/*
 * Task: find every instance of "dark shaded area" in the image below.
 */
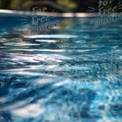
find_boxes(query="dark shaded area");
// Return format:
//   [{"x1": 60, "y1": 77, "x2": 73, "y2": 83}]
[{"x1": 0, "y1": 0, "x2": 122, "y2": 12}]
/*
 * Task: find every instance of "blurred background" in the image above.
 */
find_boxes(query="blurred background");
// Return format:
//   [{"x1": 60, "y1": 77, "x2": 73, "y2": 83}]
[{"x1": 0, "y1": 0, "x2": 122, "y2": 13}]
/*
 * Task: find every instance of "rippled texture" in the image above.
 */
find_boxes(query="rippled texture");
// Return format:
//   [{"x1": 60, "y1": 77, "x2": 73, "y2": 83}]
[{"x1": 0, "y1": 16, "x2": 122, "y2": 122}]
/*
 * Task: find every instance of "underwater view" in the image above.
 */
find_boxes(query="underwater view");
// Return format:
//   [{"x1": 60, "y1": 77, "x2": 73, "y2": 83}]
[{"x1": 0, "y1": 15, "x2": 122, "y2": 122}]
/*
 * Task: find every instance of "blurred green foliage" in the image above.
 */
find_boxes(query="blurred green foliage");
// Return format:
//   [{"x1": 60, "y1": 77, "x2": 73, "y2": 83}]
[
  {"x1": 56, "y1": 0, "x2": 77, "y2": 10},
  {"x1": 0, "y1": 0, "x2": 121, "y2": 12}
]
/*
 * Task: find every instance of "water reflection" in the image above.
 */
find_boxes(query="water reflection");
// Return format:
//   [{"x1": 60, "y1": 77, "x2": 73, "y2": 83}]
[{"x1": 0, "y1": 17, "x2": 122, "y2": 122}]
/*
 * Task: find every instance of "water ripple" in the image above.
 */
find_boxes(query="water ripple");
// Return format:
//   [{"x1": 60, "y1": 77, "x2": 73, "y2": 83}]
[{"x1": 0, "y1": 17, "x2": 122, "y2": 122}]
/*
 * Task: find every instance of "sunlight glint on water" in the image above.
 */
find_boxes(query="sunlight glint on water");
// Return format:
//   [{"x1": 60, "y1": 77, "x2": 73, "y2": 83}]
[{"x1": 0, "y1": 17, "x2": 122, "y2": 122}]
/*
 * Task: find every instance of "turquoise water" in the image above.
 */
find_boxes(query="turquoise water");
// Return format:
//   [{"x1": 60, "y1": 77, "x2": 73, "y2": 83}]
[{"x1": 0, "y1": 16, "x2": 122, "y2": 122}]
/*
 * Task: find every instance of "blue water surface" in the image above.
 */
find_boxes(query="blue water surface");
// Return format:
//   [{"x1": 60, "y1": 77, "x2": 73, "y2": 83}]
[{"x1": 0, "y1": 15, "x2": 122, "y2": 122}]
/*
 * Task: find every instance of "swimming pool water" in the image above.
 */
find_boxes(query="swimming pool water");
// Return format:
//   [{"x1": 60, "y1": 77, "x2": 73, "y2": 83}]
[{"x1": 0, "y1": 16, "x2": 122, "y2": 122}]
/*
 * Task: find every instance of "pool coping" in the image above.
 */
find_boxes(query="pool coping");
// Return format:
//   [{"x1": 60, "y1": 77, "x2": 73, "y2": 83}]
[{"x1": 0, "y1": 9, "x2": 121, "y2": 18}]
